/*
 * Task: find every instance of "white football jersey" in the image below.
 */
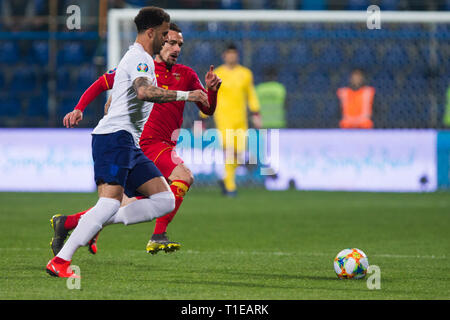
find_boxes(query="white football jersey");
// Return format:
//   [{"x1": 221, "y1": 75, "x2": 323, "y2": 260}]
[{"x1": 92, "y1": 42, "x2": 157, "y2": 147}]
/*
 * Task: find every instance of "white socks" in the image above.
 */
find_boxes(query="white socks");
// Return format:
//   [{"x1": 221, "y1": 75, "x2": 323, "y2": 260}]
[
  {"x1": 57, "y1": 197, "x2": 120, "y2": 261},
  {"x1": 106, "y1": 191, "x2": 175, "y2": 226},
  {"x1": 56, "y1": 191, "x2": 175, "y2": 261}
]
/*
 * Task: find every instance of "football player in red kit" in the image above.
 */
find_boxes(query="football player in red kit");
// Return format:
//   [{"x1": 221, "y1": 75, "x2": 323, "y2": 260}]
[{"x1": 51, "y1": 22, "x2": 221, "y2": 255}]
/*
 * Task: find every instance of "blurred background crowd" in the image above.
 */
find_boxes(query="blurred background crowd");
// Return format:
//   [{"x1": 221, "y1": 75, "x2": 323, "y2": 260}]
[{"x1": 0, "y1": 0, "x2": 449, "y2": 130}]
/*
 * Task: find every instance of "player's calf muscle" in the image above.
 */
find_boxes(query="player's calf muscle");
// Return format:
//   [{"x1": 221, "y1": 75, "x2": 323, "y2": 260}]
[{"x1": 169, "y1": 164, "x2": 194, "y2": 185}]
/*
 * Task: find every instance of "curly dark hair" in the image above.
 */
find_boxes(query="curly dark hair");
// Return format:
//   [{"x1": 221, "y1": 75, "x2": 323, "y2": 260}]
[{"x1": 134, "y1": 6, "x2": 170, "y2": 33}]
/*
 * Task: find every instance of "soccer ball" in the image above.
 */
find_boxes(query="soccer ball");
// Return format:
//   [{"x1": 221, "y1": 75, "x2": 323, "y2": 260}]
[{"x1": 333, "y1": 248, "x2": 369, "y2": 279}]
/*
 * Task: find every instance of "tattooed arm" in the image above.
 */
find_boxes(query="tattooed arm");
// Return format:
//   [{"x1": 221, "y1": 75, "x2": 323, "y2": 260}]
[{"x1": 133, "y1": 76, "x2": 209, "y2": 107}]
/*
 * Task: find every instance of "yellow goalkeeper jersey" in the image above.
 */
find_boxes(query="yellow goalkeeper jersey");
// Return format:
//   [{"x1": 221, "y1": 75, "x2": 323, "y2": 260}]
[{"x1": 212, "y1": 64, "x2": 260, "y2": 128}]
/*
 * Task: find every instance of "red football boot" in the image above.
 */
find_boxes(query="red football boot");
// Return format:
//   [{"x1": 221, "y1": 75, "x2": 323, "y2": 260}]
[
  {"x1": 88, "y1": 232, "x2": 99, "y2": 255},
  {"x1": 46, "y1": 257, "x2": 80, "y2": 278}
]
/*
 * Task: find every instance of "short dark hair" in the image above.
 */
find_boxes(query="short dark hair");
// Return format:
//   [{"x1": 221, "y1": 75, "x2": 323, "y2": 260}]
[
  {"x1": 170, "y1": 22, "x2": 182, "y2": 33},
  {"x1": 134, "y1": 6, "x2": 170, "y2": 33},
  {"x1": 352, "y1": 68, "x2": 365, "y2": 76},
  {"x1": 225, "y1": 43, "x2": 238, "y2": 51}
]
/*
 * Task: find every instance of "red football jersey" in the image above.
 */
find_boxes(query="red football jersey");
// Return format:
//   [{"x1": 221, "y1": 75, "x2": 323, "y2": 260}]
[{"x1": 141, "y1": 60, "x2": 207, "y2": 146}]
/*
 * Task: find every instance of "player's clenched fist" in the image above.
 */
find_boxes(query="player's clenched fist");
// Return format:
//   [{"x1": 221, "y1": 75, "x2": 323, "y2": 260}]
[
  {"x1": 63, "y1": 109, "x2": 83, "y2": 128},
  {"x1": 187, "y1": 89, "x2": 209, "y2": 108}
]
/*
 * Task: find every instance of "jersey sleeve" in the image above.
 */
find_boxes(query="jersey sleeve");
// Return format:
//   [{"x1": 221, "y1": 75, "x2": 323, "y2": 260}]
[
  {"x1": 188, "y1": 67, "x2": 206, "y2": 92},
  {"x1": 74, "y1": 69, "x2": 115, "y2": 112},
  {"x1": 102, "y1": 68, "x2": 116, "y2": 89},
  {"x1": 247, "y1": 70, "x2": 261, "y2": 114},
  {"x1": 188, "y1": 67, "x2": 218, "y2": 116},
  {"x1": 128, "y1": 53, "x2": 157, "y2": 85}
]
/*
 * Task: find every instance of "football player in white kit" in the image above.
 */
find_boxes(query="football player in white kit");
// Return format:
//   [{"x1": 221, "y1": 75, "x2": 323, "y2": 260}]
[{"x1": 46, "y1": 7, "x2": 209, "y2": 278}]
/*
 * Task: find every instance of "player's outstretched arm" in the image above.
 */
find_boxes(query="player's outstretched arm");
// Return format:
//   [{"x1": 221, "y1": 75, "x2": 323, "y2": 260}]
[
  {"x1": 133, "y1": 76, "x2": 209, "y2": 107},
  {"x1": 63, "y1": 71, "x2": 114, "y2": 128}
]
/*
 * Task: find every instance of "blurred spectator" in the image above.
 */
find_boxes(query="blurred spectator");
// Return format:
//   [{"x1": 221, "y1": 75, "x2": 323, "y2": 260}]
[
  {"x1": 255, "y1": 68, "x2": 287, "y2": 129},
  {"x1": 337, "y1": 69, "x2": 375, "y2": 129},
  {"x1": 443, "y1": 84, "x2": 450, "y2": 127},
  {"x1": 210, "y1": 43, "x2": 261, "y2": 196}
]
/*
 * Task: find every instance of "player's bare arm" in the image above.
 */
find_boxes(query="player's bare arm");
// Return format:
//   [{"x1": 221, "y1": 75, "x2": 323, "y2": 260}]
[{"x1": 133, "y1": 76, "x2": 209, "y2": 107}]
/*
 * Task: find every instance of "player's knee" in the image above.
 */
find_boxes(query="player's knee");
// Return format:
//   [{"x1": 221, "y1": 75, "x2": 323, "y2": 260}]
[
  {"x1": 170, "y1": 166, "x2": 194, "y2": 186},
  {"x1": 152, "y1": 191, "x2": 176, "y2": 217},
  {"x1": 184, "y1": 170, "x2": 194, "y2": 186}
]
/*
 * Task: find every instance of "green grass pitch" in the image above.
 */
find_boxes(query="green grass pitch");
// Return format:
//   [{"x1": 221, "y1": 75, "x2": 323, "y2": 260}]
[{"x1": 0, "y1": 188, "x2": 449, "y2": 300}]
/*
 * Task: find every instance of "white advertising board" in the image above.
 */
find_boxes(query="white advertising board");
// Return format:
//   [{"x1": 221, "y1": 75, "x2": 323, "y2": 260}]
[
  {"x1": 0, "y1": 129, "x2": 95, "y2": 192},
  {"x1": 265, "y1": 130, "x2": 437, "y2": 192}
]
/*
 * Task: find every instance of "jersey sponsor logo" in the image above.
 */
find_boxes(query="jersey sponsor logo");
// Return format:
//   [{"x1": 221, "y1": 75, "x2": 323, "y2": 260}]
[
  {"x1": 137, "y1": 63, "x2": 149, "y2": 72},
  {"x1": 173, "y1": 72, "x2": 181, "y2": 81}
]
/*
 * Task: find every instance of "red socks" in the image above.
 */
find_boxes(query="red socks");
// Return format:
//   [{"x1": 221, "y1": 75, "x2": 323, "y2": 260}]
[
  {"x1": 64, "y1": 209, "x2": 90, "y2": 230},
  {"x1": 153, "y1": 180, "x2": 190, "y2": 235}
]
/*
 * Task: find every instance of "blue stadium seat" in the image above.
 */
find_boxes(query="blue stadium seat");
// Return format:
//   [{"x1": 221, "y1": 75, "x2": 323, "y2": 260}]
[
  {"x1": 57, "y1": 42, "x2": 86, "y2": 65},
  {"x1": 382, "y1": 45, "x2": 409, "y2": 69},
  {"x1": 177, "y1": 21, "x2": 195, "y2": 34},
  {"x1": 270, "y1": 23, "x2": 296, "y2": 36},
  {"x1": 299, "y1": 0, "x2": 326, "y2": 10},
  {"x1": 373, "y1": 72, "x2": 396, "y2": 93},
  {"x1": 28, "y1": 41, "x2": 49, "y2": 65},
  {"x1": 252, "y1": 43, "x2": 280, "y2": 65},
  {"x1": 56, "y1": 67, "x2": 72, "y2": 93},
  {"x1": 379, "y1": 0, "x2": 400, "y2": 10},
  {"x1": 347, "y1": 0, "x2": 371, "y2": 10},
  {"x1": 10, "y1": 68, "x2": 37, "y2": 93},
  {"x1": 405, "y1": 75, "x2": 428, "y2": 93},
  {"x1": 351, "y1": 45, "x2": 378, "y2": 68},
  {"x1": 0, "y1": 41, "x2": 20, "y2": 64},
  {"x1": 288, "y1": 43, "x2": 311, "y2": 67},
  {"x1": 27, "y1": 95, "x2": 49, "y2": 117},
  {"x1": 317, "y1": 44, "x2": 343, "y2": 67},
  {"x1": 191, "y1": 42, "x2": 215, "y2": 65},
  {"x1": 420, "y1": 46, "x2": 448, "y2": 69},
  {"x1": 75, "y1": 66, "x2": 97, "y2": 92},
  {"x1": 0, "y1": 97, "x2": 22, "y2": 117},
  {"x1": 294, "y1": 94, "x2": 319, "y2": 124},
  {"x1": 302, "y1": 72, "x2": 331, "y2": 93},
  {"x1": 0, "y1": 72, "x2": 5, "y2": 91},
  {"x1": 278, "y1": 67, "x2": 299, "y2": 91},
  {"x1": 390, "y1": 94, "x2": 429, "y2": 128},
  {"x1": 220, "y1": 0, "x2": 242, "y2": 9},
  {"x1": 58, "y1": 97, "x2": 80, "y2": 118}
]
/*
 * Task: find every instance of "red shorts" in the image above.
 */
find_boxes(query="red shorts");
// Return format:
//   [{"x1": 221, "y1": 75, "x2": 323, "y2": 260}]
[{"x1": 140, "y1": 141, "x2": 183, "y2": 179}]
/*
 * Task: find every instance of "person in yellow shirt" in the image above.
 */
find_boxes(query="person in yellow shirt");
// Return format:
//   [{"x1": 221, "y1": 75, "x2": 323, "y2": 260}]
[{"x1": 208, "y1": 43, "x2": 262, "y2": 197}]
